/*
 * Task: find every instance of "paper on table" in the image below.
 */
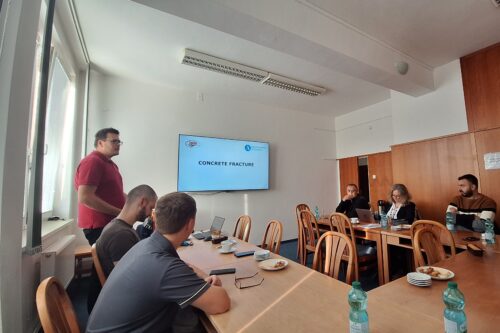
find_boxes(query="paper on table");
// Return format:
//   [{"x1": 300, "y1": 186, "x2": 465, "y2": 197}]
[{"x1": 360, "y1": 223, "x2": 381, "y2": 229}]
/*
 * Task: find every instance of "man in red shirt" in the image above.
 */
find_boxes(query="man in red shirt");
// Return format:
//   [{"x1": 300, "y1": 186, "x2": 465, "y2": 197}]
[{"x1": 75, "y1": 128, "x2": 126, "y2": 245}]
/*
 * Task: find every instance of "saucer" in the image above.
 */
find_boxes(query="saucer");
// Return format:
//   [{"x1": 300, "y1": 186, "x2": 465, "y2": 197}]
[{"x1": 218, "y1": 248, "x2": 236, "y2": 254}]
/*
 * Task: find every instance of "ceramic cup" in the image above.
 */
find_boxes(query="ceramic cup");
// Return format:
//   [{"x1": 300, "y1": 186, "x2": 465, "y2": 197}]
[
  {"x1": 220, "y1": 240, "x2": 235, "y2": 252},
  {"x1": 350, "y1": 217, "x2": 359, "y2": 224},
  {"x1": 254, "y1": 249, "x2": 270, "y2": 261}
]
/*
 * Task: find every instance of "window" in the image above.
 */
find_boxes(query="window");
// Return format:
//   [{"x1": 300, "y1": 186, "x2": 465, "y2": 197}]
[{"x1": 42, "y1": 57, "x2": 76, "y2": 214}]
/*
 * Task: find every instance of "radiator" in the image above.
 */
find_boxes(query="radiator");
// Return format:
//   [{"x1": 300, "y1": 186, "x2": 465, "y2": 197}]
[{"x1": 40, "y1": 235, "x2": 76, "y2": 287}]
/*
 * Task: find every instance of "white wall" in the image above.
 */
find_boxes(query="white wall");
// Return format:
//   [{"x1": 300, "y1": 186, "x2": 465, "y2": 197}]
[
  {"x1": 86, "y1": 74, "x2": 338, "y2": 243},
  {"x1": 335, "y1": 60, "x2": 468, "y2": 158},
  {"x1": 335, "y1": 99, "x2": 393, "y2": 158},
  {"x1": 391, "y1": 60, "x2": 468, "y2": 144},
  {"x1": 0, "y1": 1, "x2": 41, "y2": 332}
]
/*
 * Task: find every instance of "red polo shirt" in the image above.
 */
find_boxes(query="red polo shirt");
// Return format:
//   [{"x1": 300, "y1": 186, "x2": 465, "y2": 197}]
[{"x1": 74, "y1": 151, "x2": 125, "y2": 229}]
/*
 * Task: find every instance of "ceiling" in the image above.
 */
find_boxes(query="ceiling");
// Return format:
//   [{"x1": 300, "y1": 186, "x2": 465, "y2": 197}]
[{"x1": 71, "y1": 0, "x2": 500, "y2": 117}]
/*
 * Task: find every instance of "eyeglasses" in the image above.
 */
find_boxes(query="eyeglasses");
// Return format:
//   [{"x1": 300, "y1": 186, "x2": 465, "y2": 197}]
[
  {"x1": 234, "y1": 272, "x2": 264, "y2": 289},
  {"x1": 105, "y1": 139, "x2": 123, "y2": 145}
]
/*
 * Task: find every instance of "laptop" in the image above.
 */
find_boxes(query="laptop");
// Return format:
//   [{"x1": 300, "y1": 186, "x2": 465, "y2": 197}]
[
  {"x1": 355, "y1": 209, "x2": 376, "y2": 223},
  {"x1": 192, "y1": 216, "x2": 225, "y2": 240}
]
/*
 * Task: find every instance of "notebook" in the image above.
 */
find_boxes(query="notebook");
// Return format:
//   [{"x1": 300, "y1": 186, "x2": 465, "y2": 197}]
[
  {"x1": 355, "y1": 208, "x2": 376, "y2": 223},
  {"x1": 192, "y1": 216, "x2": 225, "y2": 240}
]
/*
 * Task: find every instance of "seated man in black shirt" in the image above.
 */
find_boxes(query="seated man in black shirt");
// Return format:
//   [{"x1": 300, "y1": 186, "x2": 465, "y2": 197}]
[
  {"x1": 87, "y1": 192, "x2": 230, "y2": 333},
  {"x1": 335, "y1": 184, "x2": 370, "y2": 218},
  {"x1": 96, "y1": 184, "x2": 158, "y2": 277}
]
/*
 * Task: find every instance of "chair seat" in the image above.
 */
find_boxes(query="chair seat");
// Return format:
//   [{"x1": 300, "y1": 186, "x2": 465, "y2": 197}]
[{"x1": 356, "y1": 243, "x2": 377, "y2": 257}]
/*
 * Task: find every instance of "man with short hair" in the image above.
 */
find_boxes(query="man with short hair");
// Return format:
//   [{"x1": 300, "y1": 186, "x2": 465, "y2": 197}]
[
  {"x1": 335, "y1": 184, "x2": 370, "y2": 218},
  {"x1": 96, "y1": 184, "x2": 157, "y2": 278},
  {"x1": 447, "y1": 174, "x2": 497, "y2": 232},
  {"x1": 75, "y1": 127, "x2": 126, "y2": 245},
  {"x1": 87, "y1": 192, "x2": 230, "y2": 333}
]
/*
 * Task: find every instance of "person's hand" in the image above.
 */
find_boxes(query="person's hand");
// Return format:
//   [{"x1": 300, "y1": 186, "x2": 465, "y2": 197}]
[
  {"x1": 343, "y1": 194, "x2": 353, "y2": 201},
  {"x1": 205, "y1": 275, "x2": 222, "y2": 286}
]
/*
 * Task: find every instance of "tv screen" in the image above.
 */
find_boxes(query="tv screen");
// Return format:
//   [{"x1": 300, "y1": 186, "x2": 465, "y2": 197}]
[{"x1": 177, "y1": 134, "x2": 269, "y2": 192}]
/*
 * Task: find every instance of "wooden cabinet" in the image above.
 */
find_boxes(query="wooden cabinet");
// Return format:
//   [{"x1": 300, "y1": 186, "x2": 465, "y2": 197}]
[
  {"x1": 391, "y1": 133, "x2": 479, "y2": 222},
  {"x1": 368, "y1": 152, "x2": 393, "y2": 204},
  {"x1": 474, "y1": 128, "x2": 500, "y2": 218},
  {"x1": 461, "y1": 43, "x2": 500, "y2": 131}
]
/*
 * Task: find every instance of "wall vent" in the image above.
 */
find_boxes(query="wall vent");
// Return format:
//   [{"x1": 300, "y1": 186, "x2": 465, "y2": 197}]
[{"x1": 181, "y1": 49, "x2": 326, "y2": 96}]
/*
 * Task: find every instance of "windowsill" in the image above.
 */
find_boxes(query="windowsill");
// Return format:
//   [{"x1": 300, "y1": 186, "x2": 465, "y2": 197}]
[{"x1": 22, "y1": 218, "x2": 74, "y2": 252}]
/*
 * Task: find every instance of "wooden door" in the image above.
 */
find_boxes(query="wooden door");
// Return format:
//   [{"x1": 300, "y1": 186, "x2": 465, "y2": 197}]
[
  {"x1": 368, "y1": 152, "x2": 393, "y2": 205},
  {"x1": 391, "y1": 133, "x2": 479, "y2": 222},
  {"x1": 338, "y1": 157, "x2": 358, "y2": 197}
]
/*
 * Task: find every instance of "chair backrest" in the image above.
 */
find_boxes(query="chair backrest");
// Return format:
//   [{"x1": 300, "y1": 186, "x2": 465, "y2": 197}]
[
  {"x1": 295, "y1": 203, "x2": 310, "y2": 224},
  {"x1": 233, "y1": 215, "x2": 252, "y2": 242},
  {"x1": 36, "y1": 277, "x2": 81, "y2": 333},
  {"x1": 312, "y1": 231, "x2": 354, "y2": 284},
  {"x1": 329, "y1": 212, "x2": 360, "y2": 280},
  {"x1": 410, "y1": 220, "x2": 456, "y2": 267},
  {"x1": 329, "y1": 212, "x2": 354, "y2": 238},
  {"x1": 261, "y1": 220, "x2": 283, "y2": 254},
  {"x1": 299, "y1": 210, "x2": 321, "y2": 248},
  {"x1": 91, "y1": 243, "x2": 107, "y2": 286}
]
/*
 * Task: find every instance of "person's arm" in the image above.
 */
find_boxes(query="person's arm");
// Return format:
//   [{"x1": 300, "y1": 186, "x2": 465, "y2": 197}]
[
  {"x1": 335, "y1": 200, "x2": 349, "y2": 213},
  {"x1": 191, "y1": 277, "x2": 230, "y2": 315},
  {"x1": 406, "y1": 202, "x2": 416, "y2": 222},
  {"x1": 78, "y1": 185, "x2": 122, "y2": 216}
]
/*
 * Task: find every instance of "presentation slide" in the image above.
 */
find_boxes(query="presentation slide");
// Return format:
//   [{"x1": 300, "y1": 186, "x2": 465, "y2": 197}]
[{"x1": 178, "y1": 135, "x2": 269, "y2": 191}]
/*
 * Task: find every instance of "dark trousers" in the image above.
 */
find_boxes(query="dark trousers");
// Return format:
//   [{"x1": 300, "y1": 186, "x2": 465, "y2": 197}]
[
  {"x1": 83, "y1": 228, "x2": 104, "y2": 245},
  {"x1": 82, "y1": 228, "x2": 104, "y2": 314}
]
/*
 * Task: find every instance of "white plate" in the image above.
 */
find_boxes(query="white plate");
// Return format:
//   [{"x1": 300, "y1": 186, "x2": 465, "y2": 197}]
[
  {"x1": 417, "y1": 266, "x2": 455, "y2": 280},
  {"x1": 407, "y1": 272, "x2": 431, "y2": 281},
  {"x1": 218, "y1": 248, "x2": 236, "y2": 254},
  {"x1": 258, "y1": 259, "x2": 288, "y2": 271}
]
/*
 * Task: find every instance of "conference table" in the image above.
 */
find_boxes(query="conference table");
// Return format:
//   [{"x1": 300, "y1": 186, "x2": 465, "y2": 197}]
[
  {"x1": 317, "y1": 217, "x2": 500, "y2": 284},
  {"x1": 178, "y1": 235, "x2": 500, "y2": 332}
]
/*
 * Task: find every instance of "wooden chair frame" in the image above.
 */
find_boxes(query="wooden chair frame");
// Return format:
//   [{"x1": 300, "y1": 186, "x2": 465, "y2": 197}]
[
  {"x1": 329, "y1": 212, "x2": 377, "y2": 281},
  {"x1": 36, "y1": 277, "x2": 81, "y2": 333},
  {"x1": 295, "y1": 203, "x2": 310, "y2": 259},
  {"x1": 233, "y1": 215, "x2": 252, "y2": 242},
  {"x1": 312, "y1": 231, "x2": 354, "y2": 284},
  {"x1": 410, "y1": 220, "x2": 456, "y2": 267},
  {"x1": 91, "y1": 243, "x2": 107, "y2": 286},
  {"x1": 261, "y1": 220, "x2": 283, "y2": 254},
  {"x1": 298, "y1": 210, "x2": 321, "y2": 265}
]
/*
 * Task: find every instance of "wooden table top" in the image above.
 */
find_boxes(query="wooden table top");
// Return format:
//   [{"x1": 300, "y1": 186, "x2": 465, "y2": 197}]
[
  {"x1": 178, "y1": 237, "x2": 261, "y2": 271},
  {"x1": 179, "y1": 233, "x2": 500, "y2": 332},
  {"x1": 369, "y1": 251, "x2": 500, "y2": 332},
  {"x1": 381, "y1": 227, "x2": 500, "y2": 252}
]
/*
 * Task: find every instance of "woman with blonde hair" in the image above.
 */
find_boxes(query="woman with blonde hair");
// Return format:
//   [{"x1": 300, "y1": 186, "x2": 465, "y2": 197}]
[{"x1": 387, "y1": 184, "x2": 416, "y2": 223}]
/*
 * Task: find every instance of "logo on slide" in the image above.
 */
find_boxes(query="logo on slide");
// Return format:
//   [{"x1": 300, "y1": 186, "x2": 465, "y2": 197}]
[
  {"x1": 244, "y1": 144, "x2": 251, "y2": 151},
  {"x1": 185, "y1": 140, "x2": 199, "y2": 148}
]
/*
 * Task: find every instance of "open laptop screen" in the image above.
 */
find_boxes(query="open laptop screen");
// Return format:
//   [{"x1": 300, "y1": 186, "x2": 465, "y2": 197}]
[{"x1": 209, "y1": 216, "x2": 225, "y2": 233}]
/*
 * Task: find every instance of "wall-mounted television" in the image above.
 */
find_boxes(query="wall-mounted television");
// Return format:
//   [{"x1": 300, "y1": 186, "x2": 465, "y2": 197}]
[{"x1": 177, "y1": 134, "x2": 270, "y2": 192}]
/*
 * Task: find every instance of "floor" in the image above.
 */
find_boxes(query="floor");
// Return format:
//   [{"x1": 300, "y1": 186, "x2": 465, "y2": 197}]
[{"x1": 67, "y1": 238, "x2": 379, "y2": 331}]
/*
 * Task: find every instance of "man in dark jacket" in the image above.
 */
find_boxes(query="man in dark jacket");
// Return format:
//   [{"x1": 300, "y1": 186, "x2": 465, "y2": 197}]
[{"x1": 335, "y1": 184, "x2": 370, "y2": 218}]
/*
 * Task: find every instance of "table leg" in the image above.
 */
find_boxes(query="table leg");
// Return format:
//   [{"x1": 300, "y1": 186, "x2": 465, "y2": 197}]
[{"x1": 382, "y1": 234, "x2": 391, "y2": 284}]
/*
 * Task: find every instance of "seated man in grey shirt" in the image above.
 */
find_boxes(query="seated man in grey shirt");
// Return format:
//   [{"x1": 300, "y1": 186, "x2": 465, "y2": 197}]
[
  {"x1": 96, "y1": 184, "x2": 157, "y2": 277},
  {"x1": 87, "y1": 192, "x2": 230, "y2": 333}
]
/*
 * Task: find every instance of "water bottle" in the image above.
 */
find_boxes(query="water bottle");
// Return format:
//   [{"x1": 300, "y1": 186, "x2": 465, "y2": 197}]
[
  {"x1": 348, "y1": 281, "x2": 369, "y2": 333},
  {"x1": 484, "y1": 219, "x2": 495, "y2": 244},
  {"x1": 380, "y1": 213, "x2": 388, "y2": 229},
  {"x1": 443, "y1": 282, "x2": 467, "y2": 333},
  {"x1": 445, "y1": 212, "x2": 456, "y2": 231},
  {"x1": 314, "y1": 206, "x2": 320, "y2": 220}
]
